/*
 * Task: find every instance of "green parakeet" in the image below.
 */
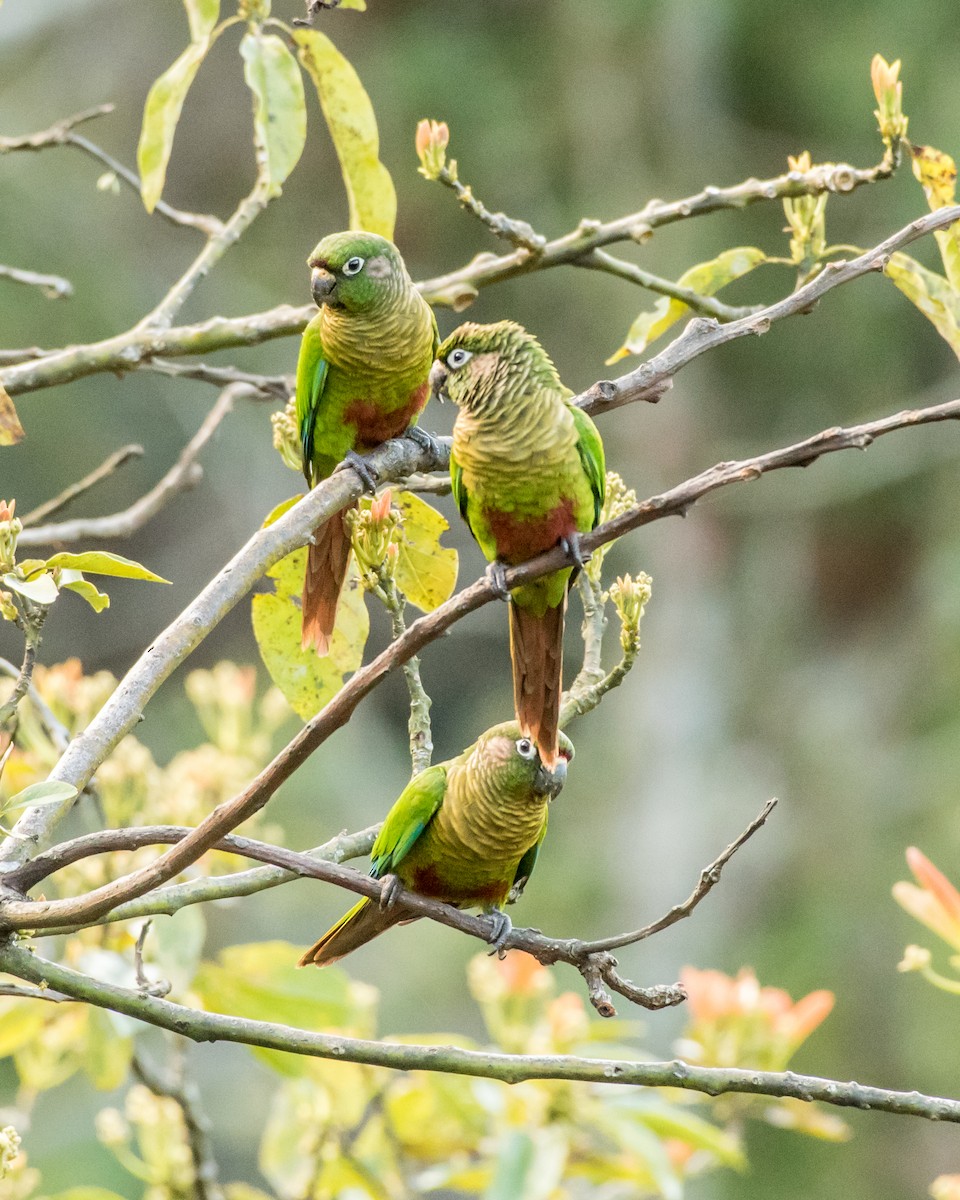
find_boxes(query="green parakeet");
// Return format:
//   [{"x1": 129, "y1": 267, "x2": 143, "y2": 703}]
[
  {"x1": 429, "y1": 321, "x2": 605, "y2": 768},
  {"x1": 296, "y1": 231, "x2": 439, "y2": 654},
  {"x1": 298, "y1": 721, "x2": 573, "y2": 966}
]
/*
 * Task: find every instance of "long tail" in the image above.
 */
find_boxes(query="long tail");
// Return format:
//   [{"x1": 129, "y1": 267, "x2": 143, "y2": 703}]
[
  {"x1": 509, "y1": 598, "x2": 565, "y2": 768},
  {"x1": 298, "y1": 897, "x2": 408, "y2": 967},
  {"x1": 301, "y1": 507, "x2": 353, "y2": 656}
]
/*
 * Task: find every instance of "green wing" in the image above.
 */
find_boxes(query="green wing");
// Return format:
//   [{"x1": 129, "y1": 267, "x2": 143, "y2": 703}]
[
  {"x1": 570, "y1": 405, "x2": 606, "y2": 528},
  {"x1": 295, "y1": 321, "x2": 330, "y2": 487},
  {"x1": 449, "y1": 449, "x2": 471, "y2": 527},
  {"x1": 510, "y1": 810, "x2": 549, "y2": 902},
  {"x1": 369, "y1": 764, "x2": 447, "y2": 878}
]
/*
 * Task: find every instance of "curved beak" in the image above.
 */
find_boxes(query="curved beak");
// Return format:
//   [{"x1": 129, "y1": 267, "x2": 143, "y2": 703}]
[
  {"x1": 311, "y1": 267, "x2": 336, "y2": 307},
  {"x1": 534, "y1": 755, "x2": 567, "y2": 799},
  {"x1": 428, "y1": 359, "x2": 448, "y2": 402}
]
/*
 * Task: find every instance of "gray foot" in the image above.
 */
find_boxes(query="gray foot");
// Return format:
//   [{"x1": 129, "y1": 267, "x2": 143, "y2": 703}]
[
  {"x1": 486, "y1": 561, "x2": 511, "y2": 601},
  {"x1": 404, "y1": 425, "x2": 442, "y2": 459},
  {"x1": 485, "y1": 909, "x2": 513, "y2": 957},
  {"x1": 378, "y1": 873, "x2": 402, "y2": 911},
  {"x1": 560, "y1": 531, "x2": 590, "y2": 571},
  {"x1": 336, "y1": 449, "x2": 379, "y2": 493}
]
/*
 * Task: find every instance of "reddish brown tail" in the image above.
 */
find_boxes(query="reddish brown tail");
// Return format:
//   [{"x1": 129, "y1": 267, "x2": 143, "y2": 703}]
[
  {"x1": 298, "y1": 897, "x2": 408, "y2": 967},
  {"x1": 508, "y1": 599, "x2": 565, "y2": 768},
  {"x1": 301, "y1": 507, "x2": 353, "y2": 656}
]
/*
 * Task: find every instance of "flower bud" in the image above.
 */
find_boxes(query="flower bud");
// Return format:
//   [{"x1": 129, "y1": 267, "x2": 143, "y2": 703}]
[
  {"x1": 871, "y1": 54, "x2": 908, "y2": 142},
  {"x1": 271, "y1": 400, "x2": 302, "y2": 473},
  {"x1": 897, "y1": 943, "x2": 933, "y2": 973},
  {"x1": 609, "y1": 572, "x2": 652, "y2": 654},
  {"x1": 415, "y1": 119, "x2": 451, "y2": 180},
  {"x1": 0, "y1": 500, "x2": 21, "y2": 571}
]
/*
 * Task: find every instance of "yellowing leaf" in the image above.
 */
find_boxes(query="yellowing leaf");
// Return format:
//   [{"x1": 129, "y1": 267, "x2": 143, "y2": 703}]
[
  {"x1": 184, "y1": 0, "x2": 219, "y2": 41},
  {"x1": 0, "y1": 384, "x2": 24, "y2": 446},
  {"x1": 137, "y1": 38, "x2": 213, "y2": 213},
  {"x1": 394, "y1": 491, "x2": 458, "y2": 612},
  {"x1": 240, "y1": 31, "x2": 307, "y2": 195},
  {"x1": 607, "y1": 246, "x2": 768, "y2": 363},
  {"x1": 252, "y1": 533, "x2": 369, "y2": 720},
  {"x1": 885, "y1": 252, "x2": 960, "y2": 360},
  {"x1": 0, "y1": 1000, "x2": 48, "y2": 1058},
  {"x1": 83, "y1": 1006, "x2": 133, "y2": 1091},
  {"x1": 293, "y1": 28, "x2": 397, "y2": 237},
  {"x1": 909, "y1": 143, "x2": 960, "y2": 289},
  {"x1": 62, "y1": 578, "x2": 110, "y2": 612},
  {"x1": 45, "y1": 550, "x2": 171, "y2": 583}
]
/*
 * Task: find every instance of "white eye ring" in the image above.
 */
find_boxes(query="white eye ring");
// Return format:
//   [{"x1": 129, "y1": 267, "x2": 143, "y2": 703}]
[
  {"x1": 516, "y1": 738, "x2": 536, "y2": 760},
  {"x1": 343, "y1": 256, "x2": 365, "y2": 276},
  {"x1": 446, "y1": 348, "x2": 473, "y2": 369}
]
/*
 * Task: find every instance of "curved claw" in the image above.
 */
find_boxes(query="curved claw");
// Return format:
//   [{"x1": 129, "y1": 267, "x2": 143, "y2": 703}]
[
  {"x1": 560, "y1": 531, "x2": 590, "y2": 571},
  {"x1": 404, "y1": 425, "x2": 442, "y2": 459},
  {"x1": 378, "y1": 873, "x2": 402, "y2": 912},
  {"x1": 485, "y1": 909, "x2": 513, "y2": 958},
  {"x1": 335, "y1": 449, "x2": 380, "y2": 493},
  {"x1": 485, "y1": 560, "x2": 511, "y2": 602}
]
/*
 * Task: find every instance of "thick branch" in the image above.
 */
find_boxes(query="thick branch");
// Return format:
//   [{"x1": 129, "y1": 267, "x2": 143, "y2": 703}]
[{"x1": 2, "y1": 941, "x2": 957, "y2": 1125}]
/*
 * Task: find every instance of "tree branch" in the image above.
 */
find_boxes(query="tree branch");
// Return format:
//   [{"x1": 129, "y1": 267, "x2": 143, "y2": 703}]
[
  {"x1": 0, "y1": 640, "x2": 37, "y2": 732},
  {"x1": 579, "y1": 248, "x2": 760, "y2": 321},
  {"x1": 2, "y1": 940, "x2": 957, "y2": 1125},
  {"x1": 17, "y1": 387, "x2": 236, "y2": 548},
  {"x1": 0, "y1": 264, "x2": 72, "y2": 299},
  {"x1": 19, "y1": 444, "x2": 144, "y2": 527}
]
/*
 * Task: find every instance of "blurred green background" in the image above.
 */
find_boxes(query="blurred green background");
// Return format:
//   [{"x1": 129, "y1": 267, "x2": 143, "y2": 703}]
[{"x1": 3, "y1": 0, "x2": 960, "y2": 1194}]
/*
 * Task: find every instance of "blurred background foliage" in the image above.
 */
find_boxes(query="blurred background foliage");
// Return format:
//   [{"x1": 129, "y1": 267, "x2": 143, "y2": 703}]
[{"x1": 3, "y1": 0, "x2": 960, "y2": 1195}]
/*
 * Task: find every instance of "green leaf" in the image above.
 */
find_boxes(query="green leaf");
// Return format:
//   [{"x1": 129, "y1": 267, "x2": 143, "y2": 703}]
[
  {"x1": 607, "y1": 246, "x2": 768, "y2": 362},
  {"x1": 45, "y1": 550, "x2": 171, "y2": 584},
  {"x1": 151, "y1": 905, "x2": 207, "y2": 994},
  {"x1": 485, "y1": 1131, "x2": 535, "y2": 1200},
  {"x1": 259, "y1": 1078, "x2": 325, "y2": 1198},
  {"x1": 293, "y1": 28, "x2": 397, "y2": 237},
  {"x1": 137, "y1": 39, "x2": 212, "y2": 214},
  {"x1": 2, "y1": 780, "x2": 78, "y2": 819},
  {"x1": 83, "y1": 1006, "x2": 133, "y2": 1090},
  {"x1": 885, "y1": 252, "x2": 960, "y2": 361},
  {"x1": 240, "y1": 31, "x2": 307, "y2": 195},
  {"x1": 394, "y1": 491, "x2": 459, "y2": 612},
  {"x1": 62, "y1": 578, "x2": 110, "y2": 613},
  {"x1": 193, "y1": 941, "x2": 377, "y2": 1076},
  {"x1": 628, "y1": 1101, "x2": 746, "y2": 1169},
  {"x1": 0, "y1": 384, "x2": 24, "y2": 446},
  {"x1": 47, "y1": 1189, "x2": 130, "y2": 1200},
  {"x1": 0, "y1": 1001, "x2": 49, "y2": 1057},
  {"x1": 2, "y1": 571, "x2": 58, "y2": 604},
  {"x1": 184, "y1": 0, "x2": 219, "y2": 40},
  {"x1": 252, "y1": 541, "x2": 369, "y2": 720}
]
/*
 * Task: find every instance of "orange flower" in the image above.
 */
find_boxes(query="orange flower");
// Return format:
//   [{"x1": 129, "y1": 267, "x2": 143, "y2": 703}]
[
  {"x1": 870, "y1": 54, "x2": 908, "y2": 141},
  {"x1": 496, "y1": 950, "x2": 549, "y2": 996},
  {"x1": 679, "y1": 967, "x2": 833, "y2": 1071},
  {"x1": 369, "y1": 489, "x2": 393, "y2": 525},
  {"x1": 893, "y1": 847, "x2": 960, "y2": 954},
  {"x1": 931, "y1": 1175, "x2": 960, "y2": 1200},
  {"x1": 0, "y1": 500, "x2": 15, "y2": 523},
  {"x1": 415, "y1": 119, "x2": 450, "y2": 179}
]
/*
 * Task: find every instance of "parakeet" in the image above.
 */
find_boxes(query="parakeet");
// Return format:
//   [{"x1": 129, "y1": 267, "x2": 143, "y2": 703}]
[
  {"x1": 296, "y1": 231, "x2": 439, "y2": 654},
  {"x1": 429, "y1": 321, "x2": 605, "y2": 768},
  {"x1": 298, "y1": 721, "x2": 573, "y2": 966}
]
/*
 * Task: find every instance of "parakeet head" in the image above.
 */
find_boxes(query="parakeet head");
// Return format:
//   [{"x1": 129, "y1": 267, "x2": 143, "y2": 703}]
[
  {"x1": 430, "y1": 321, "x2": 564, "y2": 413},
  {"x1": 306, "y1": 232, "x2": 411, "y2": 313},
  {"x1": 472, "y1": 720, "x2": 574, "y2": 800}
]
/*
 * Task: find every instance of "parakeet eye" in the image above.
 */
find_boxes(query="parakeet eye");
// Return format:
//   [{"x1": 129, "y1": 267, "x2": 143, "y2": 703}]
[
  {"x1": 446, "y1": 348, "x2": 473, "y2": 370},
  {"x1": 343, "y1": 256, "x2": 365, "y2": 276},
  {"x1": 515, "y1": 738, "x2": 536, "y2": 759}
]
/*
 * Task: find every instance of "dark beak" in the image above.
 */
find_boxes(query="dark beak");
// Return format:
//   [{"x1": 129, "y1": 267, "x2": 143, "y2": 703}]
[
  {"x1": 428, "y1": 359, "x2": 447, "y2": 402},
  {"x1": 311, "y1": 267, "x2": 336, "y2": 307},
  {"x1": 534, "y1": 756, "x2": 567, "y2": 799}
]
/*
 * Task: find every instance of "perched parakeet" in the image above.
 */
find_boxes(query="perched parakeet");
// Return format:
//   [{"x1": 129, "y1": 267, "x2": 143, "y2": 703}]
[
  {"x1": 296, "y1": 231, "x2": 439, "y2": 654},
  {"x1": 430, "y1": 321, "x2": 605, "y2": 769},
  {"x1": 298, "y1": 721, "x2": 573, "y2": 966}
]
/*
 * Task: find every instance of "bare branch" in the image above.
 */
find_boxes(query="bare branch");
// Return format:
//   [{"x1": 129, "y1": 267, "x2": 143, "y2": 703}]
[
  {"x1": 147, "y1": 358, "x2": 291, "y2": 398},
  {"x1": 20, "y1": 444, "x2": 144, "y2": 527},
  {"x1": 3, "y1": 940, "x2": 959, "y2": 1125},
  {"x1": 0, "y1": 105, "x2": 222, "y2": 236},
  {"x1": 18, "y1": 388, "x2": 236, "y2": 548},
  {"x1": 0, "y1": 657, "x2": 70, "y2": 753},
  {"x1": 429, "y1": 162, "x2": 547, "y2": 252},
  {"x1": 580, "y1": 799, "x2": 779, "y2": 955},
  {"x1": 0, "y1": 264, "x2": 72, "y2": 299},
  {"x1": 0, "y1": 641, "x2": 37, "y2": 732},
  {"x1": 579, "y1": 248, "x2": 761, "y2": 321}
]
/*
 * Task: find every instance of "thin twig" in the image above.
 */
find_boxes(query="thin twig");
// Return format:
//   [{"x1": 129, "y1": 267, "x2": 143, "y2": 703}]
[
  {"x1": 0, "y1": 105, "x2": 222, "y2": 236},
  {"x1": 0, "y1": 982, "x2": 75, "y2": 1002},
  {"x1": 18, "y1": 388, "x2": 237, "y2": 548},
  {"x1": 375, "y1": 576, "x2": 433, "y2": 775},
  {"x1": 147, "y1": 358, "x2": 291, "y2": 398},
  {"x1": 0, "y1": 641, "x2": 37, "y2": 732},
  {"x1": 3, "y1": 940, "x2": 959, "y2": 1125},
  {"x1": 579, "y1": 248, "x2": 761, "y2": 321},
  {"x1": 0, "y1": 657, "x2": 70, "y2": 753},
  {"x1": 20, "y1": 444, "x2": 144, "y2": 527},
  {"x1": 431, "y1": 163, "x2": 547, "y2": 252},
  {"x1": 132, "y1": 1049, "x2": 226, "y2": 1200},
  {"x1": 579, "y1": 799, "x2": 779, "y2": 954},
  {"x1": 0, "y1": 264, "x2": 72, "y2": 299}
]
